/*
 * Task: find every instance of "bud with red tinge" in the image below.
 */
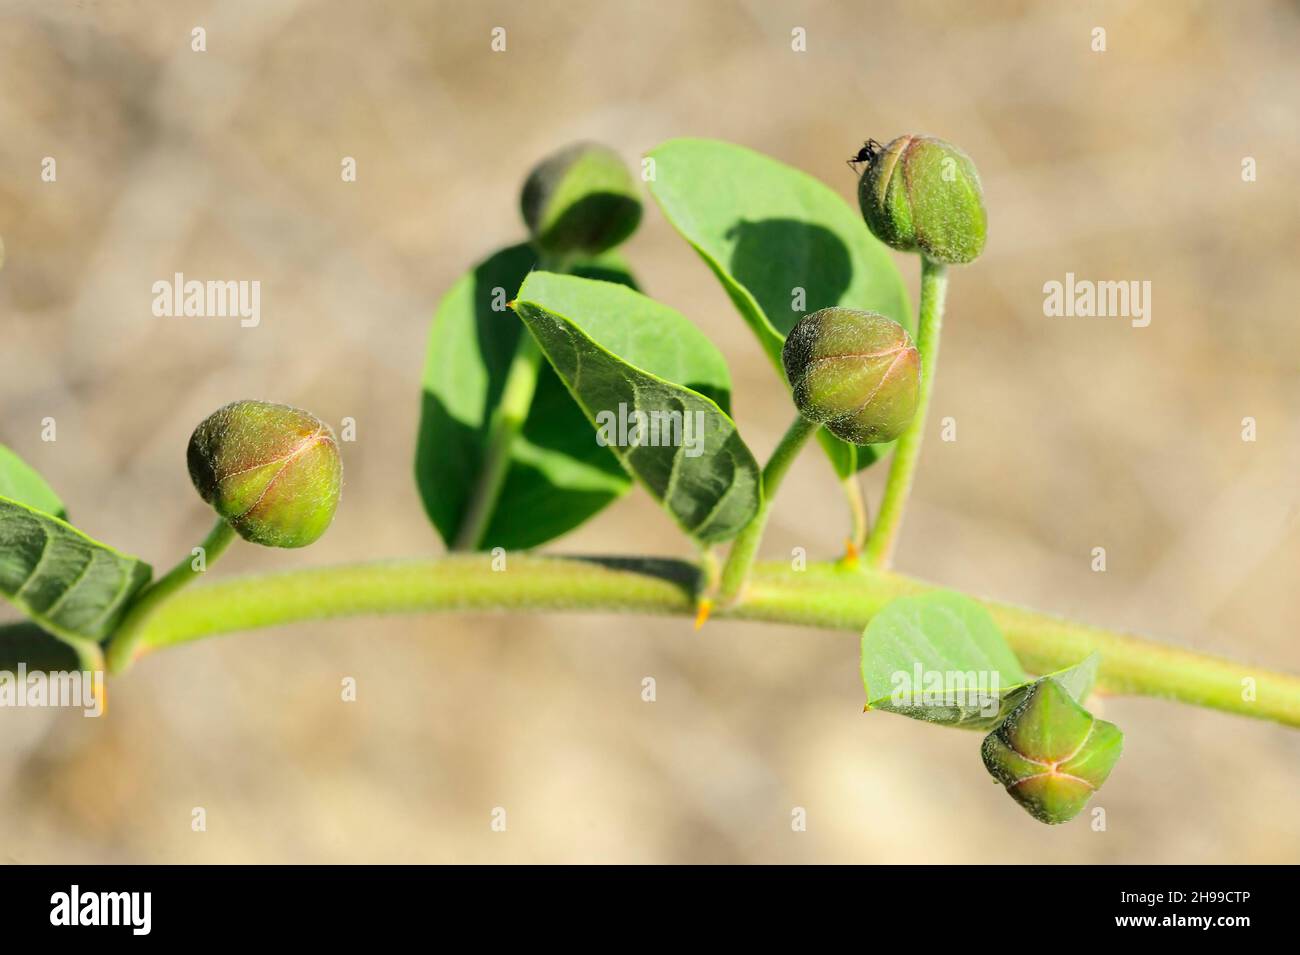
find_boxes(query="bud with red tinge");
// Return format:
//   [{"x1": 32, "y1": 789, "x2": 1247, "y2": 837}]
[
  {"x1": 782, "y1": 307, "x2": 919, "y2": 445},
  {"x1": 187, "y1": 400, "x2": 342, "y2": 548},
  {"x1": 981, "y1": 676, "x2": 1123, "y2": 824}
]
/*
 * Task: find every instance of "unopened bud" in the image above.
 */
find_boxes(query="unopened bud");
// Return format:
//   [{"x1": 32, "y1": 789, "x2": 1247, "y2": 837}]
[
  {"x1": 858, "y1": 135, "x2": 987, "y2": 265},
  {"x1": 981, "y1": 677, "x2": 1123, "y2": 824},
  {"x1": 521, "y1": 142, "x2": 642, "y2": 258},
  {"x1": 187, "y1": 400, "x2": 342, "y2": 548},
  {"x1": 781, "y1": 307, "x2": 919, "y2": 445}
]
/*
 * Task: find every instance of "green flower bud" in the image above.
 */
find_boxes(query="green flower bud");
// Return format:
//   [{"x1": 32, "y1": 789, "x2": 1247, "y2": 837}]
[
  {"x1": 781, "y1": 307, "x2": 919, "y2": 445},
  {"x1": 187, "y1": 400, "x2": 342, "y2": 548},
  {"x1": 521, "y1": 142, "x2": 642, "y2": 258},
  {"x1": 981, "y1": 677, "x2": 1123, "y2": 825},
  {"x1": 858, "y1": 135, "x2": 987, "y2": 264}
]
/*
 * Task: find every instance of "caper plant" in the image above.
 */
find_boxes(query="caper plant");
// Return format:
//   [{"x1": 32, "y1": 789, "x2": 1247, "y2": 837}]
[{"x1": 2, "y1": 137, "x2": 1298, "y2": 827}]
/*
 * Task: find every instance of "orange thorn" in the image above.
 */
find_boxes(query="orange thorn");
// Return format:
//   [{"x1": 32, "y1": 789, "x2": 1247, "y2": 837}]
[
  {"x1": 694, "y1": 598, "x2": 713, "y2": 631},
  {"x1": 841, "y1": 538, "x2": 860, "y2": 568},
  {"x1": 862, "y1": 702, "x2": 872, "y2": 713}
]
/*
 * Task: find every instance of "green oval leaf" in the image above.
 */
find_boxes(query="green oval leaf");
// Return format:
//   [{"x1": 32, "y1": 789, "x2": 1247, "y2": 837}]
[
  {"x1": 646, "y1": 138, "x2": 912, "y2": 474},
  {"x1": 0, "y1": 496, "x2": 151, "y2": 649},
  {"x1": 415, "y1": 243, "x2": 635, "y2": 550},
  {"x1": 513, "y1": 272, "x2": 761, "y2": 544},
  {"x1": 862, "y1": 594, "x2": 1106, "y2": 730},
  {"x1": 0, "y1": 444, "x2": 66, "y2": 519},
  {"x1": 861, "y1": 591, "x2": 1029, "y2": 727}
]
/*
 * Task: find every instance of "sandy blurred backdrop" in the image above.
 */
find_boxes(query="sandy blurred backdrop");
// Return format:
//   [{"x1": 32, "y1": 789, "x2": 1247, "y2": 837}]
[{"x1": 1, "y1": 0, "x2": 1298, "y2": 863}]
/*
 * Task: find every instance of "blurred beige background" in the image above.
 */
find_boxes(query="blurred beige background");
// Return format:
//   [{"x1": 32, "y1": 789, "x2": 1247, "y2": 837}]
[{"x1": 2, "y1": 0, "x2": 1298, "y2": 863}]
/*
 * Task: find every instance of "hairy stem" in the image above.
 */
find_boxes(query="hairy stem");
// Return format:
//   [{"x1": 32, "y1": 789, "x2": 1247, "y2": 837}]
[
  {"x1": 113, "y1": 554, "x2": 1300, "y2": 727},
  {"x1": 453, "y1": 334, "x2": 543, "y2": 550},
  {"x1": 104, "y1": 517, "x2": 236, "y2": 672},
  {"x1": 865, "y1": 256, "x2": 947, "y2": 568},
  {"x1": 717, "y1": 414, "x2": 820, "y2": 604}
]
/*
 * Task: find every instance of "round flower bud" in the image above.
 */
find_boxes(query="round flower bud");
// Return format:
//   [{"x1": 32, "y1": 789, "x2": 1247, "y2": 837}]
[
  {"x1": 981, "y1": 677, "x2": 1123, "y2": 825},
  {"x1": 781, "y1": 308, "x2": 919, "y2": 445},
  {"x1": 187, "y1": 400, "x2": 342, "y2": 548},
  {"x1": 858, "y1": 135, "x2": 987, "y2": 264},
  {"x1": 521, "y1": 142, "x2": 642, "y2": 258}
]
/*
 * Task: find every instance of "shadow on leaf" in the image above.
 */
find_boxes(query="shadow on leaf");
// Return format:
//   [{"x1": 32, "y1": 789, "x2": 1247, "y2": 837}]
[
  {"x1": 725, "y1": 218, "x2": 853, "y2": 337},
  {"x1": 0, "y1": 621, "x2": 81, "y2": 673}
]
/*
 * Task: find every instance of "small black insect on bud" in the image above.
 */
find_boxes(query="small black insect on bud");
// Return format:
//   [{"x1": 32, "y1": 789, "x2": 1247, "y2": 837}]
[{"x1": 846, "y1": 138, "x2": 883, "y2": 173}]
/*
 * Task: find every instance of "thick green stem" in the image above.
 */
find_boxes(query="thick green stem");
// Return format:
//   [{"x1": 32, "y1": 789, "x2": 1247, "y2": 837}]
[
  {"x1": 717, "y1": 414, "x2": 819, "y2": 604},
  {"x1": 453, "y1": 334, "x2": 543, "y2": 550},
  {"x1": 104, "y1": 517, "x2": 236, "y2": 671},
  {"x1": 865, "y1": 256, "x2": 947, "y2": 568},
  {"x1": 113, "y1": 554, "x2": 1300, "y2": 727}
]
